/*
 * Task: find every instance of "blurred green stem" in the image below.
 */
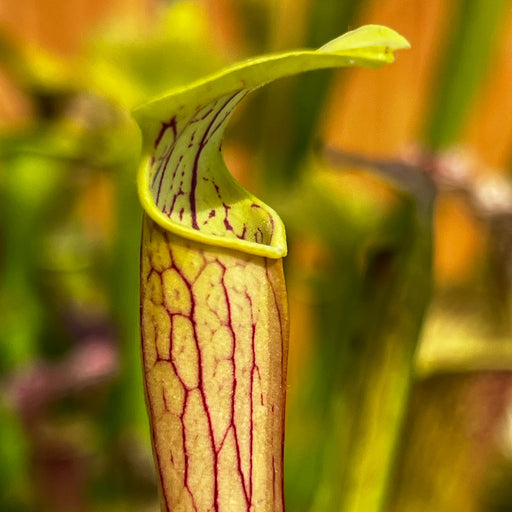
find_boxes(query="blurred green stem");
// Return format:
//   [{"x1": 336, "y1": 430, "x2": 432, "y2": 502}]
[
  {"x1": 0, "y1": 149, "x2": 65, "y2": 369},
  {"x1": 341, "y1": 204, "x2": 431, "y2": 512},
  {"x1": 423, "y1": 0, "x2": 509, "y2": 149},
  {"x1": 284, "y1": 160, "x2": 432, "y2": 512},
  {"x1": 258, "y1": 0, "x2": 367, "y2": 189},
  {"x1": 106, "y1": 117, "x2": 149, "y2": 441}
]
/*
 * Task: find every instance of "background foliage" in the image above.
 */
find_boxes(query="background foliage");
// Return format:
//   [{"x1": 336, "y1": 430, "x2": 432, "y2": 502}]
[{"x1": 1, "y1": 1, "x2": 512, "y2": 511}]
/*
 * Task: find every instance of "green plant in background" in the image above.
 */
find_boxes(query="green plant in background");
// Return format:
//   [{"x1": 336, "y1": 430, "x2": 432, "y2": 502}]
[
  {"x1": 133, "y1": 25, "x2": 409, "y2": 511},
  {"x1": 282, "y1": 155, "x2": 434, "y2": 512},
  {"x1": 424, "y1": 0, "x2": 509, "y2": 150}
]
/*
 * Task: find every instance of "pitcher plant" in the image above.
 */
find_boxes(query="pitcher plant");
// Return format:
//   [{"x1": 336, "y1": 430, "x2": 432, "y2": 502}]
[{"x1": 133, "y1": 25, "x2": 409, "y2": 511}]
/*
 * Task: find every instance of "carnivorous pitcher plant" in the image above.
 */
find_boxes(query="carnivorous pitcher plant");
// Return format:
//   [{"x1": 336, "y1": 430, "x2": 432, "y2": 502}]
[{"x1": 133, "y1": 25, "x2": 409, "y2": 511}]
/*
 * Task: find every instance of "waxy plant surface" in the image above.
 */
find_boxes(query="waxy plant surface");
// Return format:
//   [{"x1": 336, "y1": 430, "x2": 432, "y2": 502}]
[{"x1": 141, "y1": 219, "x2": 288, "y2": 511}]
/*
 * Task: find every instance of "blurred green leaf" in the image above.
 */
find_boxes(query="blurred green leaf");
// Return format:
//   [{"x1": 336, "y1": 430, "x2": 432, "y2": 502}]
[
  {"x1": 0, "y1": 401, "x2": 31, "y2": 509},
  {"x1": 424, "y1": 0, "x2": 509, "y2": 148}
]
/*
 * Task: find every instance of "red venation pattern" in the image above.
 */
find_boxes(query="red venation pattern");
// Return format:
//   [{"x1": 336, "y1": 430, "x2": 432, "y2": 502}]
[{"x1": 140, "y1": 215, "x2": 288, "y2": 511}]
